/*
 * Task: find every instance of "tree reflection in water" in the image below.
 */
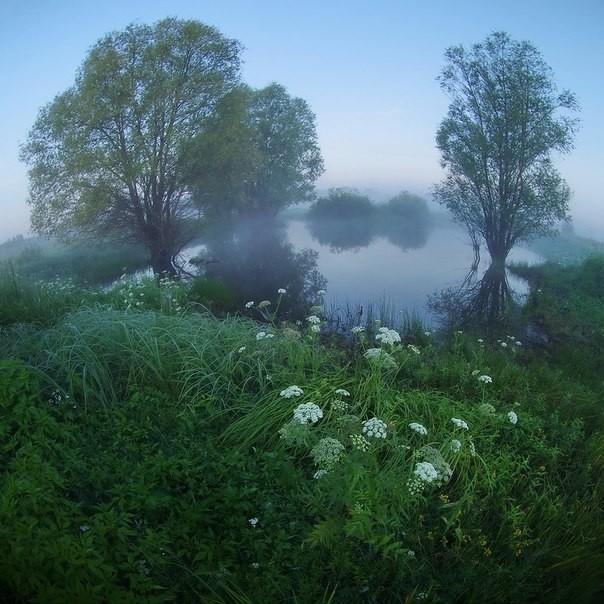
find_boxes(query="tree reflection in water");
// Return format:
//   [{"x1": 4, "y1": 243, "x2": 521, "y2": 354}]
[
  {"x1": 192, "y1": 216, "x2": 327, "y2": 320},
  {"x1": 430, "y1": 263, "x2": 517, "y2": 329}
]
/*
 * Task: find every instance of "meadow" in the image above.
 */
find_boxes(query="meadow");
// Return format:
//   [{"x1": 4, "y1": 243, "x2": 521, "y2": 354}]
[{"x1": 0, "y1": 255, "x2": 603, "y2": 603}]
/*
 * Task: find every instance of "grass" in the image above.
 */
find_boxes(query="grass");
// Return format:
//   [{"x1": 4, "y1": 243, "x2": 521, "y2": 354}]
[{"x1": 0, "y1": 260, "x2": 603, "y2": 602}]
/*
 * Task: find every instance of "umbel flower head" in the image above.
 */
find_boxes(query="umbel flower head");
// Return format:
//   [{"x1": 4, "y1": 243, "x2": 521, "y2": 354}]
[
  {"x1": 311, "y1": 437, "x2": 345, "y2": 470},
  {"x1": 277, "y1": 288, "x2": 287, "y2": 295},
  {"x1": 364, "y1": 348, "x2": 397, "y2": 369},
  {"x1": 335, "y1": 388, "x2": 350, "y2": 397},
  {"x1": 451, "y1": 417, "x2": 469, "y2": 430},
  {"x1": 362, "y1": 417, "x2": 388, "y2": 439},
  {"x1": 306, "y1": 315, "x2": 321, "y2": 325},
  {"x1": 507, "y1": 410, "x2": 518, "y2": 425},
  {"x1": 280, "y1": 385, "x2": 304, "y2": 398},
  {"x1": 293, "y1": 402, "x2": 323, "y2": 424},
  {"x1": 478, "y1": 374, "x2": 493, "y2": 384},
  {"x1": 414, "y1": 461, "x2": 438, "y2": 483},
  {"x1": 409, "y1": 422, "x2": 428, "y2": 436},
  {"x1": 375, "y1": 327, "x2": 401, "y2": 346}
]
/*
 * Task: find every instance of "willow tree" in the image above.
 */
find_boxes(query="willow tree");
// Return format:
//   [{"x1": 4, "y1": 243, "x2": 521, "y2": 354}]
[
  {"x1": 21, "y1": 19, "x2": 241, "y2": 274},
  {"x1": 435, "y1": 32, "x2": 579, "y2": 267},
  {"x1": 186, "y1": 83, "x2": 324, "y2": 217}
]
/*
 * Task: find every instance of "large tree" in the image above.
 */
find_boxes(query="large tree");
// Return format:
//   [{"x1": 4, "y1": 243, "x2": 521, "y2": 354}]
[
  {"x1": 21, "y1": 18, "x2": 241, "y2": 274},
  {"x1": 435, "y1": 32, "x2": 579, "y2": 266},
  {"x1": 187, "y1": 83, "x2": 324, "y2": 216}
]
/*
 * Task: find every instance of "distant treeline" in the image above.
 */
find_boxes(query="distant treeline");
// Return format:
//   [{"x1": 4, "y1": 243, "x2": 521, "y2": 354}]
[{"x1": 306, "y1": 188, "x2": 433, "y2": 251}]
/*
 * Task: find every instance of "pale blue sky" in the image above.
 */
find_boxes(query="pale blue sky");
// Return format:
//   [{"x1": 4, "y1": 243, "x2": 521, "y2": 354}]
[{"x1": 1, "y1": 0, "x2": 603, "y2": 240}]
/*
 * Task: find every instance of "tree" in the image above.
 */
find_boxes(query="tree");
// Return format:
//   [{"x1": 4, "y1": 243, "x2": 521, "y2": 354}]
[
  {"x1": 21, "y1": 19, "x2": 241, "y2": 274},
  {"x1": 187, "y1": 83, "x2": 324, "y2": 216},
  {"x1": 435, "y1": 32, "x2": 579, "y2": 266}
]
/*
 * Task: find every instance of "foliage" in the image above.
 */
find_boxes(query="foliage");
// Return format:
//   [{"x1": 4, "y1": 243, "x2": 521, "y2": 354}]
[
  {"x1": 187, "y1": 83, "x2": 324, "y2": 216},
  {"x1": 0, "y1": 260, "x2": 603, "y2": 602},
  {"x1": 435, "y1": 32, "x2": 579, "y2": 262},
  {"x1": 21, "y1": 18, "x2": 242, "y2": 274}
]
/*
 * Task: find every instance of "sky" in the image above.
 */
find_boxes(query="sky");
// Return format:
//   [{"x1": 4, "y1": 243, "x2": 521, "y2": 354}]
[{"x1": 1, "y1": 0, "x2": 603, "y2": 241}]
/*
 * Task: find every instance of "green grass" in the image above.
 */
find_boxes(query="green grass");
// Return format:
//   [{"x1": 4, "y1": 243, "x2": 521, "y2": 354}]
[{"x1": 0, "y1": 261, "x2": 603, "y2": 603}]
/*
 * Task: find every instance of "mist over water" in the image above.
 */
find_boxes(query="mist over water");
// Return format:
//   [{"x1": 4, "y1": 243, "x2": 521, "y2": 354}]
[{"x1": 178, "y1": 213, "x2": 541, "y2": 325}]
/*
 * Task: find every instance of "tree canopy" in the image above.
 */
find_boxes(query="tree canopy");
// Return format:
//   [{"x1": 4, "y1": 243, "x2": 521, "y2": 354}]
[
  {"x1": 21, "y1": 18, "x2": 241, "y2": 274},
  {"x1": 186, "y1": 83, "x2": 324, "y2": 217},
  {"x1": 435, "y1": 32, "x2": 579, "y2": 264}
]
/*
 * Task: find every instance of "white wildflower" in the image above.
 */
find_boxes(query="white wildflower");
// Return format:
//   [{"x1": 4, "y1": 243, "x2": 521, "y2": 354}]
[
  {"x1": 515, "y1": 340, "x2": 522, "y2": 346},
  {"x1": 277, "y1": 288, "x2": 287, "y2": 295},
  {"x1": 362, "y1": 417, "x2": 388, "y2": 439},
  {"x1": 310, "y1": 324, "x2": 321, "y2": 333},
  {"x1": 407, "y1": 549, "x2": 416, "y2": 558},
  {"x1": 408, "y1": 422, "x2": 428, "y2": 436},
  {"x1": 451, "y1": 417, "x2": 469, "y2": 430},
  {"x1": 248, "y1": 517, "x2": 258, "y2": 527},
  {"x1": 450, "y1": 439, "x2": 462, "y2": 453},
  {"x1": 258, "y1": 300, "x2": 271, "y2": 309},
  {"x1": 331, "y1": 399, "x2": 349, "y2": 413},
  {"x1": 280, "y1": 385, "x2": 304, "y2": 398},
  {"x1": 364, "y1": 348, "x2": 397, "y2": 368},
  {"x1": 350, "y1": 433, "x2": 371, "y2": 451},
  {"x1": 264, "y1": 333, "x2": 275, "y2": 339},
  {"x1": 317, "y1": 289, "x2": 327, "y2": 296},
  {"x1": 414, "y1": 461, "x2": 438, "y2": 483},
  {"x1": 471, "y1": 369, "x2": 480, "y2": 376},
  {"x1": 313, "y1": 469, "x2": 328, "y2": 480},
  {"x1": 477, "y1": 338, "x2": 484, "y2": 344},
  {"x1": 256, "y1": 332, "x2": 267, "y2": 340},
  {"x1": 237, "y1": 346, "x2": 246, "y2": 353},
  {"x1": 424, "y1": 331, "x2": 432, "y2": 336},
  {"x1": 478, "y1": 374, "x2": 493, "y2": 384},
  {"x1": 293, "y1": 402, "x2": 323, "y2": 424},
  {"x1": 375, "y1": 327, "x2": 401, "y2": 346},
  {"x1": 335, "y1": 388, "x2": 350, "y2": 397},
  {"x1": 306, "y1": 315, "x2": 321, "y2": 325},
  {"x1": 245, "y1": 301, "x2": 254, "y2": 309},
  {"x1": 507, "y1": 410, "x2": 518, "y2": 425},
  {"x1": 407, "y1": 344, "x2": 421, "y2": 355},
  {"x1": 251, "y1": 562, "x2": 260, "y2": 569},
  {"x1": 500, "y1": 341, "x2": 508, "y2": 348},
  {"x1": 351, "y1": 326, "x2": 365, "y2": 334},
  {"x1": 311, "y1": 438, "x2": 345, "y2": 470}
]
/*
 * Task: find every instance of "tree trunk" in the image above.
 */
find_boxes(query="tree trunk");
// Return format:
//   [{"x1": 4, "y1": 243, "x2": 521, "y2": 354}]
[{"x1": 149, "y1": 242, "x2": 176, "y2": 276}]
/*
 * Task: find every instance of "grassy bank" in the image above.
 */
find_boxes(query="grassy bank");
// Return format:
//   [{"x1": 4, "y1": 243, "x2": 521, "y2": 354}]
[{"x1": 0, "y1": 262, "x2": 603, "y2": 603}]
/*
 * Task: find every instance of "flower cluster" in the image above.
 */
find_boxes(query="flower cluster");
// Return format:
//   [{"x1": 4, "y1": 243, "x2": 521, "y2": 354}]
[
  {"x1": 293, "y1": 402, "x2": 323, "y2": 424},
  {"x1": 245, "y1": 301, "x2": 254, "y2": 309},
  {"x1": 306, "y1": 315, "x2": 321, "y2": 325},
  {"x1": 478, "y1": 374, "x2": 493, "y2": 384},
  {"x1": 364, "y1": 348, "x2": 397, "y2": 369},
  {"x1": 311, "y1": 438, "x2": 345, "y2": 470},
  {"x1": 277, "y1": 288, "x2": 287, "y2": 295},
  {"x1": 280, "y1": 385, "x2": 304, "y2": 398},
  {"x1": 375, "y1": 327, "x2": 401, "y2": 346},
  {"x1": 450, "y1": 439, "x2": 462, "y2": 453},
  {"x1": 256, "y1": 331, "x2": 274, "y2": 341},
  {"x1": 313, "y1": 469, "x2": 328, "y2": 480},
  {"x1": 351, "y1": 326, "x2": 365, "y2": 335},
  {"x1": 409, "y1": 422, "x2": 428, "y2": 436},
  {"x1": 407, "y1": 344, "x2": 421, "y2": 355},
  {"x1": 478, "y1": 402, "x2": 496, "y2": 415},
  {"x1": 421, "y1": 445, "x2": 452, "y2": 486},
  {"x1": 414, "y1": 461, "x2": 438, "y2": 483},
  {"x1": 258, "y1": 300, "x2": 271, "y2": 309},
  {"x1": 362, "y1": 417, "x2": 388, "y2": 439},
  {"x1": 331, "y1": 399, "x2": 350, "y2": 414},
  {"x1": 507, "y1": 410, "x2": 518, "y2": 425},
  {"x1": 335, "y1": 388, "x2": 350, "y2": 397},
  {"x1": 350, "y1": 433, "x2": 371, "y2": 451},
  {"x1": 451, "y1": 417, "x2": 469, "y2": 430}
]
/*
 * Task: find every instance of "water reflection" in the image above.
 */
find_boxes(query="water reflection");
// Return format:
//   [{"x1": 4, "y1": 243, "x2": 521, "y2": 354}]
[
  {"x1": 305, "y1": 210, "x2": 432, "y2": 252},
  {"x1": 429, "y1": 263, "x2": 517, "y2": 329},
  {"x1": 191, "y1": 216, "x2": 326, "y2": 319}
]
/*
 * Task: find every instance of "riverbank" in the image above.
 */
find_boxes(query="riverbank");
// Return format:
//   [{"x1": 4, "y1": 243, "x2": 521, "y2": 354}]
[{"x1": 0, "y1": 259, "x2": 603, "y2": 603}]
